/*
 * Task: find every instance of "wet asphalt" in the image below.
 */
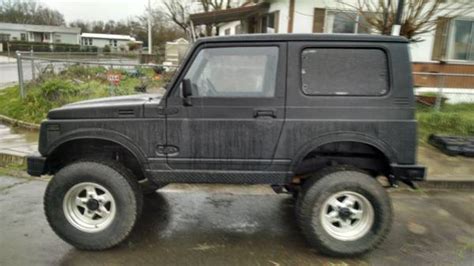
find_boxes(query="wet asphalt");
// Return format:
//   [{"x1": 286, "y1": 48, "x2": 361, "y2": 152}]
[{"x1": 0, "y1": 176, "x2": 473, "y2": 266}]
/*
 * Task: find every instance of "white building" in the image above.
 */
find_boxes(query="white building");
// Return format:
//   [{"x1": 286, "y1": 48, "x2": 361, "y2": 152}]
[
  {"x1": 0, "y1": 22, "x2": 80, "y2": 44},
  {"x1": 189, "y1": 0, "x2": 474, "y2": 63},
  {"x1": 81, "y1": 33, "x2": 142, "y2": 52},
  {"x1": 163, "y1": 38, "x2": 190, "y2": 68}
]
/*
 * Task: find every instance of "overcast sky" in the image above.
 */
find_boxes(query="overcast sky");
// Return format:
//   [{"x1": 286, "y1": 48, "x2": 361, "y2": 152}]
[{"x1": 39, "y1": 0, "x2": 158, "y2": 22}]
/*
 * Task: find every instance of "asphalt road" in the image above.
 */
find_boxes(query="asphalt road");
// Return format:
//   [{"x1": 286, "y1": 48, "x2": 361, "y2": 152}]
[
  {"x1": 0, "y1": 62, "x2": 29, "y2": 85},
  {"x1": 0, "y1": 176, "x2": 473, "y2": 265}
]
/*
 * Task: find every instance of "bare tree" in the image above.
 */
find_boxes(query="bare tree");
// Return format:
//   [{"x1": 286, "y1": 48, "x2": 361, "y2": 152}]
[
  {"x1": 200, "y1": 0, "x2": 232, "y2": 35},
  {"x1": 0, "y1": 0, "x2": 65, "y2": 26},
  {"x1": 336, "y1": 0, "x2": 474, "y2": 41},
  {"x1": 163, "y1": 0, "x2": 190, "y2": 36},
  {"x1": 163, "y1": 0, "x2": 234, "y2": 37}
]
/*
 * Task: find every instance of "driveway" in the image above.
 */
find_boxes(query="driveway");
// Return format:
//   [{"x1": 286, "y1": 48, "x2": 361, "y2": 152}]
[{"x1": 0, "y1": 176, "x2": 472, "y2": 265}]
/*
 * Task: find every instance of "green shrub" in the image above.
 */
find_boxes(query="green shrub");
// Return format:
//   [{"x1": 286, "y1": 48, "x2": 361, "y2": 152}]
[
  {"x1": 103, "y1": 45, "x2": 111, "y2": 53},
  {"x1": 62, "y1": 65, "x2": 107, "y2": 78},
  {"x1": 0, "y1": 63, "x2": 165, "y2": 123},
  {"x1": 417, "y1": 103, "x2": 474, "y2": 142}
]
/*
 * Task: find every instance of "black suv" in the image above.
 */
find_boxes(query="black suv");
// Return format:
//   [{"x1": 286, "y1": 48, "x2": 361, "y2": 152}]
[{"x1": 28, "y1": 34, "x2": 425, "y2": 257}]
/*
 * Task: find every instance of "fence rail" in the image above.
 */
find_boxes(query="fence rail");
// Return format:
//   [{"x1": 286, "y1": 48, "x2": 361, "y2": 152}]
[
  {"x1": 413, "y1": 71, "x2": 473, "y2": 111},
  {"x1": 15, "y1": 51, "x2": 178, "y2": 99},
  {"x1": 13, "y1": 53, "x2": 474, "y2": 110}
]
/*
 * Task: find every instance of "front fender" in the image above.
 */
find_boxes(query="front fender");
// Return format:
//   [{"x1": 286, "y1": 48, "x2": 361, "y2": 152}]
[{"x1": 44, "y1": 128, "x2": 148, "y2": 166}]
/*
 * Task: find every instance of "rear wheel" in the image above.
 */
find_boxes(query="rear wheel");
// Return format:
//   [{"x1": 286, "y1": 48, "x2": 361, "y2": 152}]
[
  {"x1": 44, "y1": 160, "x2": 143, "y2": 250},
  {"x1": 296, "y1": 167, "x2": 392, "y2": 257}
]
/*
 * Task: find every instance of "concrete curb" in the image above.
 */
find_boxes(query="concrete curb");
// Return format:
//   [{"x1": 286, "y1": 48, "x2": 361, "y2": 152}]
[
  {"x1": 417, "y1": 180, "x2": 474, "y2": 190},
  {"x1": 0, "y1": 114, "x2": 39, "y2": 131},
  {"x1": 0, "y1": 152, "x2": 26, "y2": 167}
]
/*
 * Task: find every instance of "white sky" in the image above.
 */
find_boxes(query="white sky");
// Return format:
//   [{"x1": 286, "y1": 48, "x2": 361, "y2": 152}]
[{"x1": 39, "y1": 0, "x2": 164, "y2": 22}]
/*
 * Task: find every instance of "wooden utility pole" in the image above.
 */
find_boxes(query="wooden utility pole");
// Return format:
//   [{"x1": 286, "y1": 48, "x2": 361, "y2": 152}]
[{"x1": 287, "y1": 0, "x2": 295, "y2": 33}]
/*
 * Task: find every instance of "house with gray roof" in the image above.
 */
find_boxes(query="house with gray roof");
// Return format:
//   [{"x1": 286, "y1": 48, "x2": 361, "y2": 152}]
[{"x1": 0, "y1": 22, "x2": 81, "y2": 45}]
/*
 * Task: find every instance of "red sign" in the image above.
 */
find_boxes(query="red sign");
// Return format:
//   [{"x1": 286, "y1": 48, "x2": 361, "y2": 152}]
[{"x1": 107, "y1": 73, "x2": 122, "y2": 86}]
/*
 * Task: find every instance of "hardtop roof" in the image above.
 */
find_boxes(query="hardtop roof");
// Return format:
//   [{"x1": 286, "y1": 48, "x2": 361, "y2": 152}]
[{"x1": 196, "y1": 33, "x2": 408, "y2": 44}]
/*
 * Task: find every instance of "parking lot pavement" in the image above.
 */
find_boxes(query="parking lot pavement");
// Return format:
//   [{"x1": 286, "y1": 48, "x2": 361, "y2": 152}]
[{"x1": 0, "y1": 176, "x2": 473, "y2": 266}]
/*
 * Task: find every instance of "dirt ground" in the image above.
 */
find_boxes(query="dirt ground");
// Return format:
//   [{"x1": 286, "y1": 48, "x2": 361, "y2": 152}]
[{"x1": 0, "y1": 176, "x2": 473, "y2": 266}]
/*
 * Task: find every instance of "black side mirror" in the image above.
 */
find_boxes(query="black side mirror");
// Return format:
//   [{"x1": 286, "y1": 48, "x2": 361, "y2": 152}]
[{"x1": 182, "y1": 78, "x2": 193, "y2": 106}]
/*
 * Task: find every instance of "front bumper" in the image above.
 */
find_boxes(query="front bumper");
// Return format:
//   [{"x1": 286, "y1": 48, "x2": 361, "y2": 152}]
[
  {"x1": 391, "y1": 164, "x2": 426, "y2": 181},
  {"x1": 27, "y1": 155, "x2": 47, "y2": 176}
]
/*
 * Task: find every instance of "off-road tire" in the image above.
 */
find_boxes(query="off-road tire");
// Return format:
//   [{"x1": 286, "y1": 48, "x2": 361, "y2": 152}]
[
  {"x1": 44, "y1": 160, "x2": 143, "y2": 250},
  {"x1": 295, "y1": 165, "x2": 359, "y2": 226},
  {"x1": 296, "y1": 167, "x2": 392, "y2": 257}
]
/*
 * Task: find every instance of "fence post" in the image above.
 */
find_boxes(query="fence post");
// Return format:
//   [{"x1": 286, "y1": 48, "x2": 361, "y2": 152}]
[
  {"x1": 16, "y1": 51, "x2": 25, "y2": 99},
  {"x1": 434, "y1": 74, "x2": 445, "y2": 111},
  {"x1": 30, "y1": 49, "x2": 35, "y2": 81}
]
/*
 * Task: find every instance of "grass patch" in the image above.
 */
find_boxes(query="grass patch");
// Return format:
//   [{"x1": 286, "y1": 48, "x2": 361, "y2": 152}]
[
  {"x1": 0, "y1": 65, "x2": 165, "y2": 124},
  {"x1": 0, "y1": 161, "x2": 30, "y2": 179},
  {"x1": 417, "y1": 103, "x2": 474, "y2": 142}
]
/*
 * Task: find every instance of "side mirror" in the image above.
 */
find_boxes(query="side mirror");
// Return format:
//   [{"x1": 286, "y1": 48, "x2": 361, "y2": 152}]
[{"x1": 182, "y1": 78, "x2": 193, "y2": 106}]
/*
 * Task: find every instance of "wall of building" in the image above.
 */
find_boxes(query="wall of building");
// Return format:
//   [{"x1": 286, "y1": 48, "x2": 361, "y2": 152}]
[
  {"x1": 83, "y1": 38, "x2": 131, "y2": 50},
  {"x1": 292, "y1": 1, "x2": 315, "y2": 33},
  {"x1": 0, "y1": 28, "x2": 80, "y2": 44},
  {"x1": 268, "y1": 0, "x2": 289, "y2": 33},
  {"x1": 409, "y1": 33, "x2": 435, "y2": 62},
  {"x1": 54, "y1": 33, "x2": 79, "y2": 44},
  {"x1": 218, "y1": 21, "x2": 241, "y2": 35},
  {"x1": 215, "y1": 0, "x2": 474, "y2": 64},
  {"x1": 0, "y1": 29, "x2": 25, "y2": 41}
]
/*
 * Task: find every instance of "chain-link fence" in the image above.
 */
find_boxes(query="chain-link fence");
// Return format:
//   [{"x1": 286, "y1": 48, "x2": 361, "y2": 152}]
[
  {"x1": 413, "y1": 72, "x2": 474, "y2": 111},
  {"x1": 15, "y1": 51, "x2": 178, "y2": 99},
  {"x1": 13, "y1": 52, "x2": 474, "y2": 109}
]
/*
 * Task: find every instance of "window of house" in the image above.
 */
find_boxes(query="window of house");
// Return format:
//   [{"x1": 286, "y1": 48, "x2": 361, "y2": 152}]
[
  {"x1": 89, "y1": 38, "x2": 93, "y2": 45},
  {"x1": 0, "y1": 34, "x2": 10, "y2": 42},
  {"x1": 326, "y1": 11, "x2": 370, "y2": 34},
  {"x1": 20, "y1": 33, "x2": 26, "y2": 41},
  {"x1": 184, "y1": 47, "x2": 279, "y2": 97},
  {"x1": 224, "y1": 28, "x2": 231, "y2": 35},
  {"x1": 448, "y1": 18, "x2": 474, "y2": 61},
  {"x1": 113, "y1": 40, "x2": 117, "y2": 47},
  {"x1": 301, "y1": 48, "x2": 389, "y2": 96},
  {"x1": 261, "y1": 11, "x2": 279, "y2": 33}
]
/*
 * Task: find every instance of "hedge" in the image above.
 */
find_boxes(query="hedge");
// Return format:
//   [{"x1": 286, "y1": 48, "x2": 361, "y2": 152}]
[{"x1": 1, "y1": 41, "x2": 97, "y2": 53}]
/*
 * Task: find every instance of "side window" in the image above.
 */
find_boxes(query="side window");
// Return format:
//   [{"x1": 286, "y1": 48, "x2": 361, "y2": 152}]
[
  {"x1": 184, "y1": 47, "x2": 279, "y2": 97},
  {"x1": 301, "y1": 48, "x2": 389, "y2": 96}
]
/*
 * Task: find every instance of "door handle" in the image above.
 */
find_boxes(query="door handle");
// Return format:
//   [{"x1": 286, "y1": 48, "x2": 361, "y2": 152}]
[{"x1": 254, "y1": 109, "x2": 276, "y2": 118}]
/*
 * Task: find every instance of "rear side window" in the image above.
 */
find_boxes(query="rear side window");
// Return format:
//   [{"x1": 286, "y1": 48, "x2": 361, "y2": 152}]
[{"x1": 301, "y1": 48, "x2": 389, "y2": 96}]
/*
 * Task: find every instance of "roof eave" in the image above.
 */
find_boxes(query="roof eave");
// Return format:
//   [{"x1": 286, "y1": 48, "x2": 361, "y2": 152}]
[{"x1": 190, "y1": 2, "x2": 270, "y2": 25}]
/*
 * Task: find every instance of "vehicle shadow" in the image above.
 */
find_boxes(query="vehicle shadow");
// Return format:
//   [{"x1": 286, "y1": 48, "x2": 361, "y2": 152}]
[{"x1": 58, "y1": 191, "x2": 365, "y2": 265}]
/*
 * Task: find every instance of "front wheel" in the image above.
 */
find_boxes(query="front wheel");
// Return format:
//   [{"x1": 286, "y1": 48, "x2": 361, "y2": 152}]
[
  {"x1": 44, "y1": 160, "x2": 143, "y2": 250},
  {"x1": 296, "y1": 168, "x2": 392, "y2": 257}
]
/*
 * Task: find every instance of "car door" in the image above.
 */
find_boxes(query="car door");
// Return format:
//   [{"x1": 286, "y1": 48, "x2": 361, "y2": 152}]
[{"x1": 165, "y1": 42, "x2": 287, "y2": 175}]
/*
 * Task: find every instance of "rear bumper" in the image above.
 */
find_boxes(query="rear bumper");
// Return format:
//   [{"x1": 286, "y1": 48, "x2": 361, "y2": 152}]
[
  {"x1": 26, "y1": 155, "x2": 47, "y2": 176},
  {"x1": 391, "y1": 164, "x2": 426, "y2": 181}
]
